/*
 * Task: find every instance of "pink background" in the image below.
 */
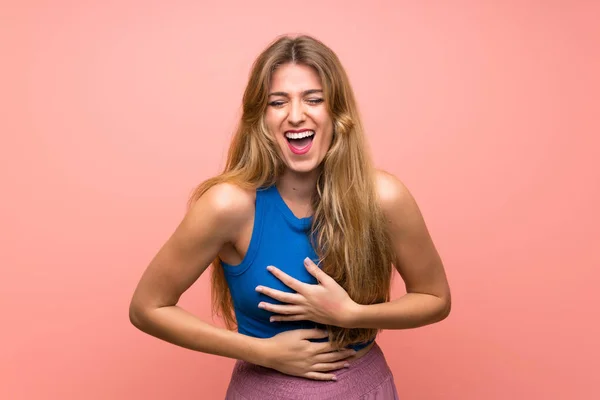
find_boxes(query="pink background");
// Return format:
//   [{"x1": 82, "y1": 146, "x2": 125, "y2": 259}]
[{"x1": 2, "y1": 1, "x2": 599, "y2": 399}]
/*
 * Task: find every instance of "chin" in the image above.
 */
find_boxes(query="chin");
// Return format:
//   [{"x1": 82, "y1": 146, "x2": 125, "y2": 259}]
[{"x1": 283, "y1": 158, "x2": 322, "y2": 174}]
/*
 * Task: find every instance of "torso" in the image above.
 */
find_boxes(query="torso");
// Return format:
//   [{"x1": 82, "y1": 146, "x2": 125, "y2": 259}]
[{"x1": 217, "y1": 172, "x2": 391, "y2": 361}]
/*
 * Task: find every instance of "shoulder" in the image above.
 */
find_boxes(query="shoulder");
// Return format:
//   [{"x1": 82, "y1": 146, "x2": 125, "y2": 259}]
[
  {"x1": 374, "y1": 169, "x2": 414, "y2": 212},
  {"x1": 374, "y1": 169, "x2": 422, "y2": 232},
  {"x1": 200, "y1": 182, "x2": 255, "y2": 215},
  {"x1": 187, "y1": 181, "x2": 256, "y2": 241}
]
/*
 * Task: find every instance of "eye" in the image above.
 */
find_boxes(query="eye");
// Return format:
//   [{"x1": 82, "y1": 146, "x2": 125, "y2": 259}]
[
  {"x1": 307, "y1": 98, "x2": 324, "y2": 105},
  {"x1": 268, "y1": 101, "x2": 285, "y2": 107}
]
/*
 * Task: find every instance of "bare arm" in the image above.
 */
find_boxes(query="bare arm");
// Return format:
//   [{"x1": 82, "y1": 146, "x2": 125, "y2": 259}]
[
  {"x1": 128, "y1": 183, "x2": 267, "y2": 362},
  {"x1": 345, "y1": 170, "x2": 451, "y2": 329}
]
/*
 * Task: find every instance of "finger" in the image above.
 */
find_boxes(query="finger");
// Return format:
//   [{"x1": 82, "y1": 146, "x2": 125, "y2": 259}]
[
  {"x1": 314, "y1": 341, "x2": 342, "y2": 353},
  {"x1": 303, "y1": 257, "x2": 333, "y2": 285},
  {"x1": 255, "y1": 286, "x2": 304, "y2": 304},
  {"x1": 266, "y1": 265, "x2": 304, "y2": 292},
  {"x1": 299, "y1": 328, "x2": 329, "y2": 340},
  {"x1": 258, "y1": 302, "x2": 303, "y2": 315},
  {"x1": 269, "y1": 314, "x2": 305, "y2": 322},
  {"x1": 314, "y1": 349, "x2": 356, "y2": 363},
  {"x1": 303, "y1": 372, "x2": 337, "y2": 381},
  {"x1": 312, "y1": 360, "x2": 350, "y2": 372}
]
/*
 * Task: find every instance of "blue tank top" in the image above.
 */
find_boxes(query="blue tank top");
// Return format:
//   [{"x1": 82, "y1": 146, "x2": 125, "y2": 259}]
[{"x1": 221, "y1": 185, "x2": 373, "y2": 351}]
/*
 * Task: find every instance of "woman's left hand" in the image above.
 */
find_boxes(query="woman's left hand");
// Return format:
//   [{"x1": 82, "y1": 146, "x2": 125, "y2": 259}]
[{"x1": 255, "y1": 257, "x2": 358, "y2": 327}]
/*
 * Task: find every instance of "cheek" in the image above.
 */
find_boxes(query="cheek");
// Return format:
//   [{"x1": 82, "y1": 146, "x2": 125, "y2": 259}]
[
  {"x1": 264, "y1": 109, "x2": 282, "y2": 125},
  {"x1": 264, "y1": 114, "x2": 275, "y2": 131},
  {"x1": 323, "y1": 131, "x2": 334, "y2": 149},
  {"x1": 320, "y1": 120, "x2": 334, "y2": 145}
]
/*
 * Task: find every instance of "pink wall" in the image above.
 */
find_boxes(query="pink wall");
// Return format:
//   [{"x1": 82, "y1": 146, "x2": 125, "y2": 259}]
[{"x1": 2, "y1": 1, "x2": 598, "y2": 399}]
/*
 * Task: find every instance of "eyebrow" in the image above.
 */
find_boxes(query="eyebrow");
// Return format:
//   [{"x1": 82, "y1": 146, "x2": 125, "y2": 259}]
[{"x1": 268, "y1": 89, "x2": 323, "y2": 97}]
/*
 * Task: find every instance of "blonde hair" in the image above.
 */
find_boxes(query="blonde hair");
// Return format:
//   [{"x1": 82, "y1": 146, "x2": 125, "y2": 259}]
[{"x1": 188, "y1": 34, "x2": 395, "y2": 348}]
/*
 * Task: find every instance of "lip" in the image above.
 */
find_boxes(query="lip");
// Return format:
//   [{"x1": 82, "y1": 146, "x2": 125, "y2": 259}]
[{"x1": 287, "y1": 139, "x2": 313, "y2": 155}]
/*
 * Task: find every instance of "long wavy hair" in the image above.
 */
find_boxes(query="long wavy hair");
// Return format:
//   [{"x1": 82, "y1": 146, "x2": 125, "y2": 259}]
[{"x1": 188, "y1": 34, "x2": 395, "y2": 348}]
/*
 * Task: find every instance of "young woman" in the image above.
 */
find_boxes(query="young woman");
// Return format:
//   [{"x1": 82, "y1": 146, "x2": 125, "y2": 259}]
[{"x1": 129, "y1": 34, "x2": 451, "y2": 399}]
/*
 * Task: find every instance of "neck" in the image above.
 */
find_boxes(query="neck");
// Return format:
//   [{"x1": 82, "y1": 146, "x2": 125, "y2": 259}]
[{"x1": 276, "y1": 168, "x2": 320, "y2": 210}]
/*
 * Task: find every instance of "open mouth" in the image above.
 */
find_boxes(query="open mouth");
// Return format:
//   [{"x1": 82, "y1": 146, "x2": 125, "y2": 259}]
[{"x1": 285, "y1": 130, "x2": 315, "y2": 155}]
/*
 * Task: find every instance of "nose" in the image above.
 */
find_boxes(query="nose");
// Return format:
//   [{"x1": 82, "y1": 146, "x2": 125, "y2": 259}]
[{"x1": 287, "y1": 99, "x2": 306, "y2": 125}]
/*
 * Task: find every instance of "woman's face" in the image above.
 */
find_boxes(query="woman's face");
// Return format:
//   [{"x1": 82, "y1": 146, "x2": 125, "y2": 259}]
[{"x1": 265, "y1": 63, "x2": 334, "y2": 174}]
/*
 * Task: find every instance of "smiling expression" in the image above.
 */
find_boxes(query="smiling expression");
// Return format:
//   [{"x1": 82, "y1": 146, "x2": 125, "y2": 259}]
[{"x1": 265, "y1": 63, "x2": 334, "y2": 174}]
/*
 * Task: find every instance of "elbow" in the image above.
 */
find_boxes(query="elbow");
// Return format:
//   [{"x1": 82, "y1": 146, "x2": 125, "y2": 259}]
[
  {"x1": 438, "y1": 296, "x2": 452, "y2": 321},
  {"x1": 129, "y1": 298, "x2": 151, "y2": 330},
  {"x1": 128, "y1": 302, "x2": 143, "y2": 329}
]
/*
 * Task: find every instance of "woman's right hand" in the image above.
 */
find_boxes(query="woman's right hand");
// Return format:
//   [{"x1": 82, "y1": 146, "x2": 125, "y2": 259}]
[{"x1": 258, "y1": 328, "x2": 356, "y2": 381}]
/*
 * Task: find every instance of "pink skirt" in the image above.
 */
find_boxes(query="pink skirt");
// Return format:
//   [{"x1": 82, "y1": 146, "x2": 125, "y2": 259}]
[{"x1": 225, "y1": 343, "x2": 399, "y2": 399}]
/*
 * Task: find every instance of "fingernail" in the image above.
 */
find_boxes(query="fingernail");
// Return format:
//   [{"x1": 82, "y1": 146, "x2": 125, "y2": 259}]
[
  {"x1": 331, "y1": 376, "x2": 337, "y2": 381},
  {"x1": 255, "y1": 286, "x2": 262, "y2": 291},
  {"x1": 304, "y1": 257, "x2": 311, "y2": 265},
  {"x1": 266, "y1": 266, "x2": 274, "y2": 272},
  {"x1": 344, "y1": 363, "x2": 350, "y2": 368},
  {"x1": 258, "y1": 303, "x2": 265, "y2": 309}
]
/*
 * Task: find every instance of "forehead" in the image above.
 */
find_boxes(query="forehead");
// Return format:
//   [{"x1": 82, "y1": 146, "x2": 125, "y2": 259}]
[{"x1": 269, "y1": 63, "x2": 322, "y2": 92}]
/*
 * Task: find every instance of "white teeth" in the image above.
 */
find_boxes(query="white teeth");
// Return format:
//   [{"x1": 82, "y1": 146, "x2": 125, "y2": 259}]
[{"x1": 285, "y1": 130, "x2": 315, "y2": 139}]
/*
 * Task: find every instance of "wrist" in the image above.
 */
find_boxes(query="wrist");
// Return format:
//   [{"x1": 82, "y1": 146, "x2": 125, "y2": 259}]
[
  {"x1": 341, "y1": 301, "x2": 364, "y2": 329},
  {"x1": 248, "y1": 337, "x2": 273, "y2": 368}
]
